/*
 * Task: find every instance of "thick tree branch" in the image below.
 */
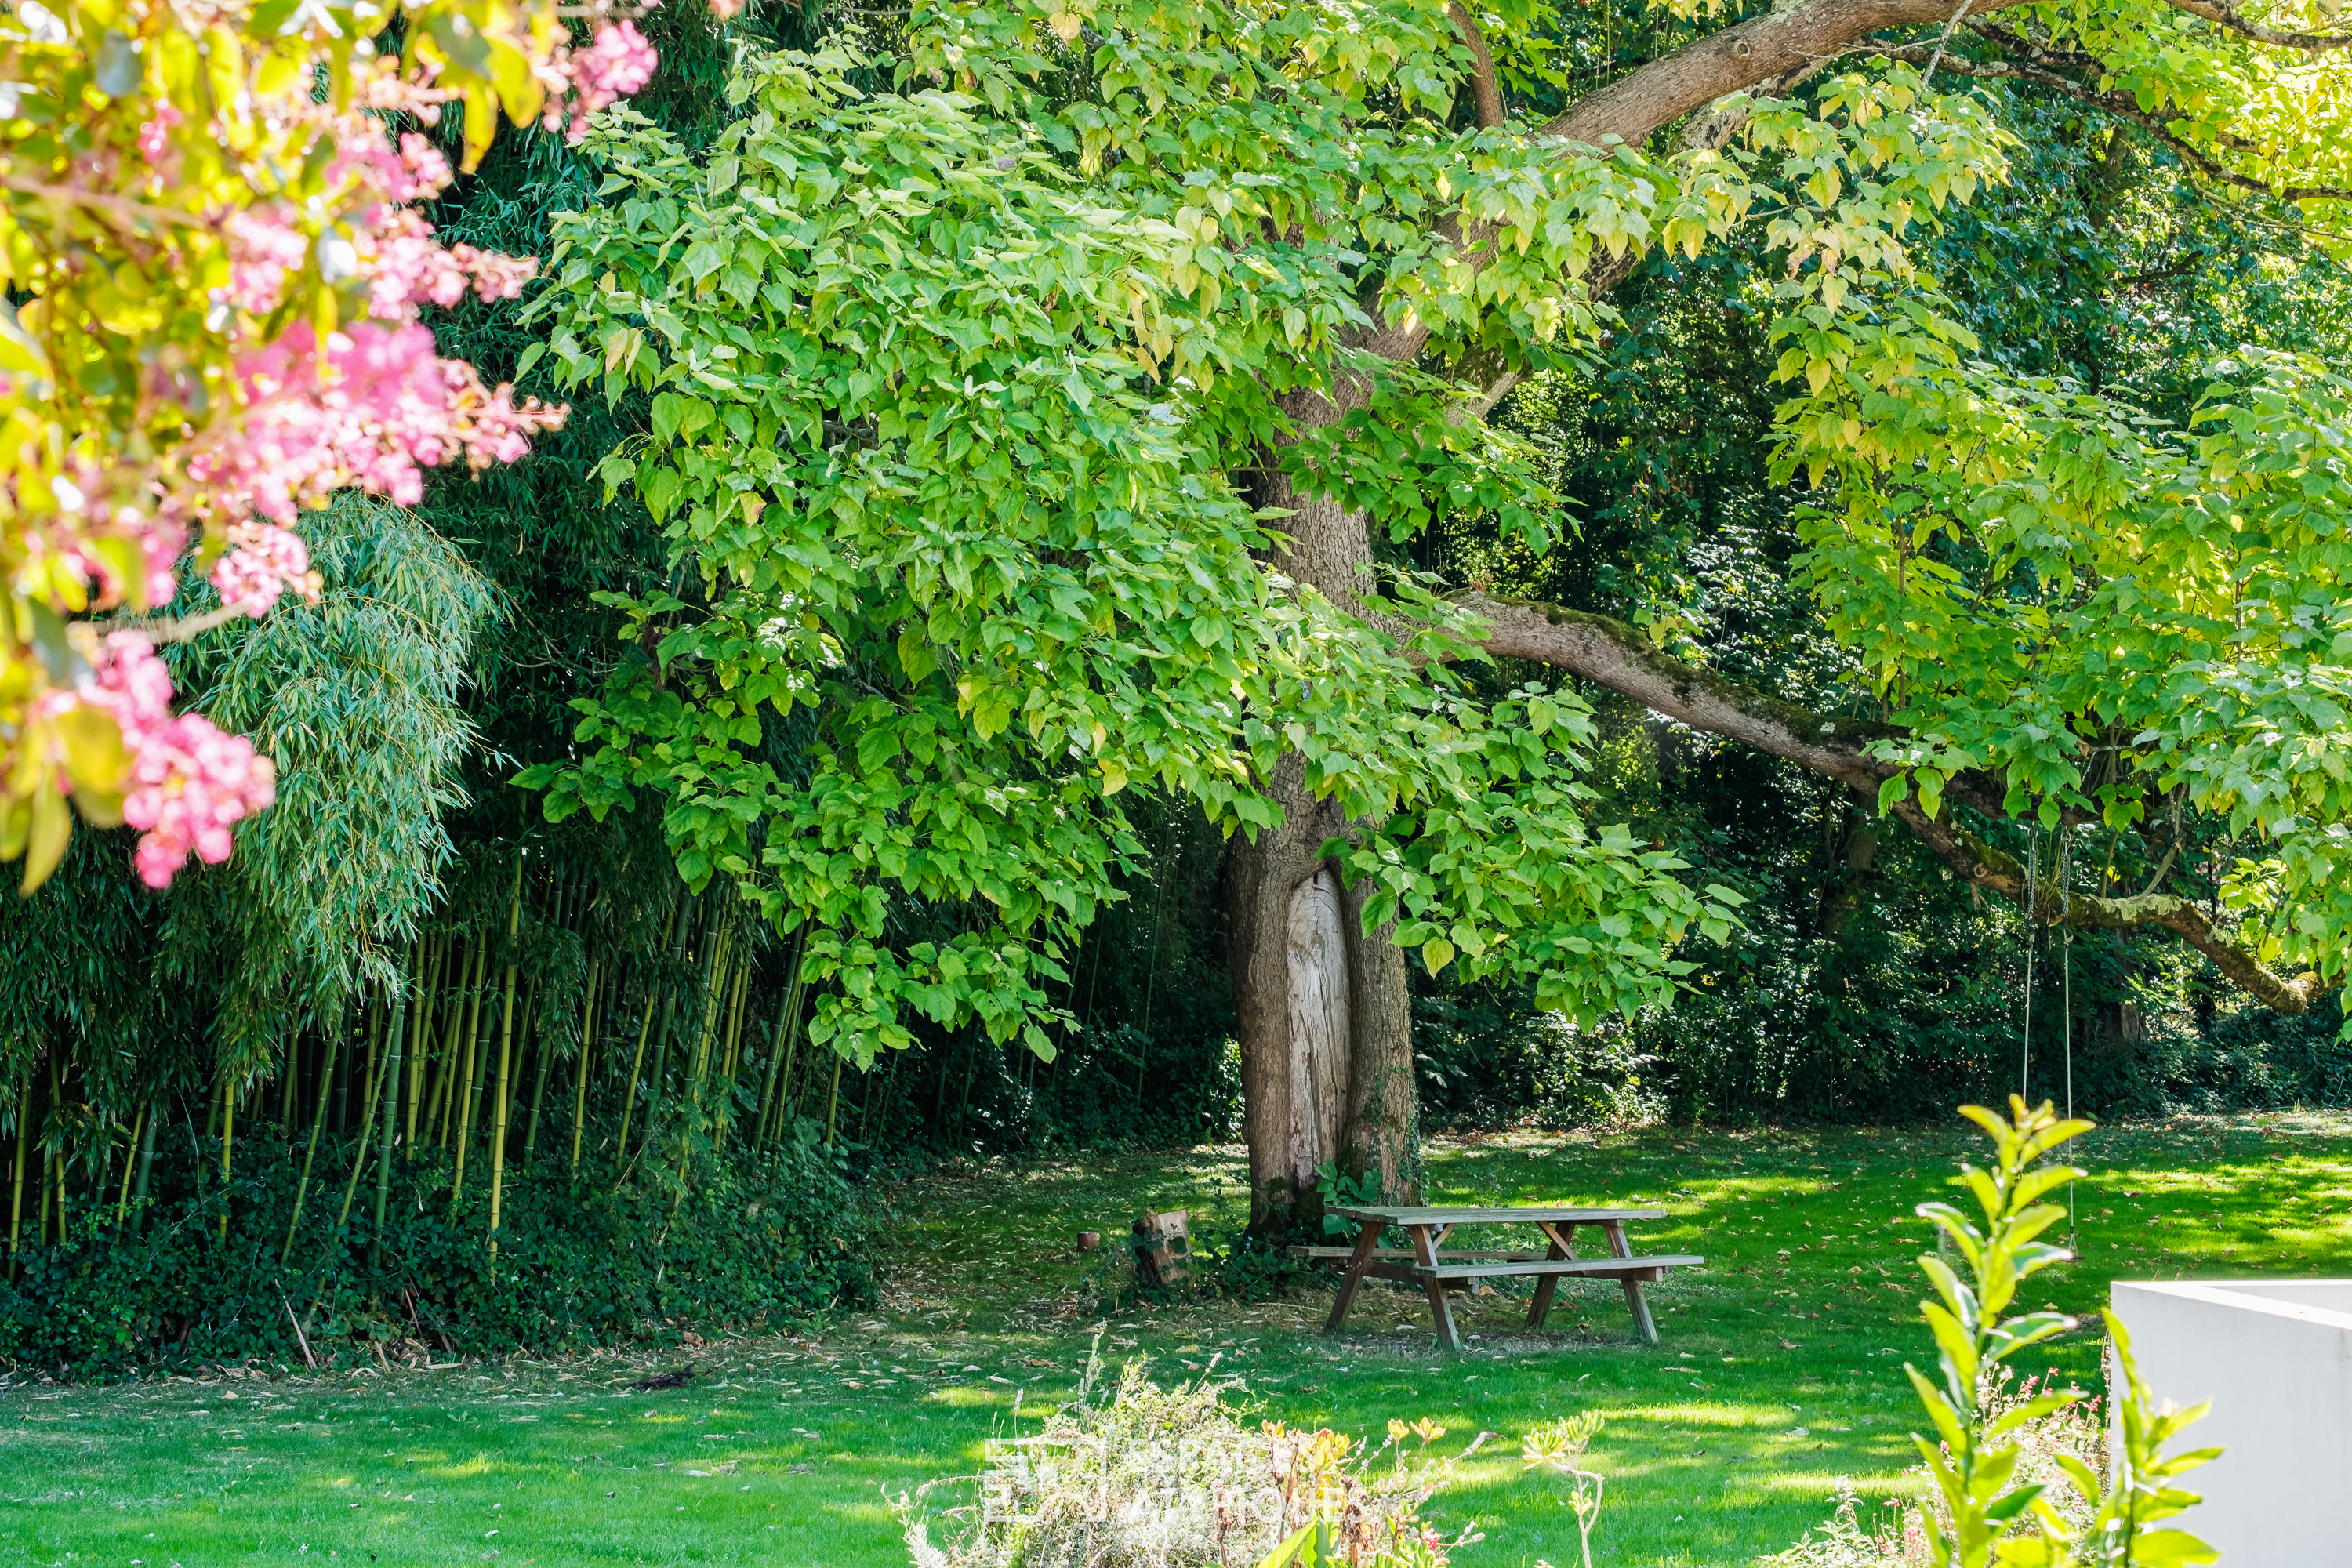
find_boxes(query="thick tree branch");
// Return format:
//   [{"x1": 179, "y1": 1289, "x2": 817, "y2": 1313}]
[
  {"x1": 1540, "y1": 0, "x2": 2034, "y2": 149},
  {"x1": 1464, "y1": 591, "x2": 1904, "y2": 792},
  {"x1": 2158, "y1": 0, "x2": 2352, "y2": 52},
  {"x1": 1886, "y1": 797, "x2": 2321, "y2": 1014},
  {"x1": 1875, "y1": 38, "x2": 2352, "y2": 201},
  {"x1": 1457, "y1": 590, "x2": 2321, "y2": 1012},
  {"x1": 1354, "y1": 0, "x2": 2041, "y2": 378},
  {"x1": 1449, "y1": 2, "x2": 1507, "y2": 131}
]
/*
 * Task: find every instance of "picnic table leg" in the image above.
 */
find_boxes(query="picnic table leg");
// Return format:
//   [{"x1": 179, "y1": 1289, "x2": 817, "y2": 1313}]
[
  {"x1": 1323, "y1": 1221, "x2": 1384, "y2": 1334},
  {"x1": 1526, "y1": 1221, "x2": 1575, "y2": 1331},
  {"x1": 1602, "y1": 1219, "x2": 1658, "y2": 1345},
  {"x1": 1406, "y1": 1223, "x2": 1462, "y2": 1352}
]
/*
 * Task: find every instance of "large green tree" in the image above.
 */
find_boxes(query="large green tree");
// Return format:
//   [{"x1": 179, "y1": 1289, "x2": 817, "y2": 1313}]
[{"x1": 529, "y1": 0, "x2": 2352, "y2": 1221}]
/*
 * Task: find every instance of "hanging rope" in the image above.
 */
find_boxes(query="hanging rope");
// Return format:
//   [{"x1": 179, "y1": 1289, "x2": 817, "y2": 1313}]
[
  {"x1": 2020, "y1": 827, "x2": 2039, "y2": 1103},
  {"x1": 2060, "y1": 829, "x2": 2076, "y2": 1243}
]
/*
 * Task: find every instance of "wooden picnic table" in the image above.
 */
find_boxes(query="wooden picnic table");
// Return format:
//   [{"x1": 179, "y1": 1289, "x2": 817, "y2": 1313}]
[{"x1": 1297, "y1": 1204, "x2": 1702, "y2": 1351}]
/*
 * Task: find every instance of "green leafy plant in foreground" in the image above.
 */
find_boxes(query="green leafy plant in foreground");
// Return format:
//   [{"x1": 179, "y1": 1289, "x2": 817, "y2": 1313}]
[{"x1": 1906, "y1": 1101, "x2": 2219, "y2": 1568}]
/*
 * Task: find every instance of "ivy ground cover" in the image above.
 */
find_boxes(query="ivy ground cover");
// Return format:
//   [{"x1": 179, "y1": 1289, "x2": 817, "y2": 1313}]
[{"x1": 5, "y1": 1113, "x2": 2348, "y2": 1566}]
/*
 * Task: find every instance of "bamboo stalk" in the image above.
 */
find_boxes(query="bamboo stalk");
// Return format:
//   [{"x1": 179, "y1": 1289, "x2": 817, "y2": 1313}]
[
  {"x1": 688, "y1": 916, "x2": 731, "y2": 1098},
  {"x1": 675, "y1": 914, "x2": 731, "y2": 1196},
  {"x1": 114, "y1": 1100, "x2": 145, "y2": 1225},
  {"x1": 571, "y1": 956, "x2": 601, "y2": 1173},
  {"x1": 8, "y1": 1072, "x2": 28, "y2": 1269},
  {"x1": 45, "y1": 1057, "x2": 62, "y2": 1247},
  {"x1": 336, "y1": 1009, "x2": 357, "y2": 1134},
  {"x1": 629, "y1": 993, "x2": 675, "y2": 1185},
  {"x1": 463, "y1": 953, "x2": 495, "y2": 1161},
  {"x1": 217, "y1": 1071, "x2": 235, "y2": 1244},
  {"x1": 405, "y1": 935, "x2": 444, "y2": 1160},
  {"x1": 423, "y1": 947, "x2": 453, "y2": 1146},
  {"x1": 522, "y1": 979, "x2": 551, "y2": 1167},
  {"x1": 283, "y1": 1022, "x2": 344, "y2": 1262},
  {"x1": 714, "y1": 955, "x2": 749, "y2": 1152},
  {"x1": 450, "y1": 938, "x2": 489, "y2": 1206},
  {"x1": 130, "y1": 1097, "x2": 158, "y2": 1234},
  {"x1": 860, "y1": 1048, "x2": 901, "y2": 1142},
  {"x1": 756, "y1": 935, "x2": 804, "y2": 1145},
  {"x1": 612, "y1": 986, "x2": 656, "y2": 1181},
  {"x1": 334, "y1": 993, "x2": 395, "y2": 1236},
  {"x1": 616, "y1": 894, "x2": 693, "y2": 1189},
  {"x1": 487, "y1": 861, "x2": 523, "y2": 1272},
  {"x1": 426, "y1": 955, "x2": 467, "y2": 1149},
  {"x1": 372, "y1": 947, "x2": 412, "y2": 1267},
  {"x1": 721, "y1": 952, "x2": 749, "y2": 1083},
  {"x1": 822, "y1": 1052, "x2": 843, "y2": 1146},
  {"x1": 357, "y1": 1003, "x2": 383, "y2": 1152}
]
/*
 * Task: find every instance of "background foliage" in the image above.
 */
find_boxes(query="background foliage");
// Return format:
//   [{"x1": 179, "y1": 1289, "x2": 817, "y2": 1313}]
[{"x1": 9, "y1": 0, "x2": 2352, "y2": 1377}]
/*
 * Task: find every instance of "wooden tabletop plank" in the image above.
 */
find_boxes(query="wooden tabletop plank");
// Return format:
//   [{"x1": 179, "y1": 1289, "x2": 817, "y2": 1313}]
[
  {"x1": 1420, "y1": 1254, "x2": 1704, "y2": 1282},
  {"x1": 1330, "y1": 1204, "x2": 1666, "y2": 1225}
]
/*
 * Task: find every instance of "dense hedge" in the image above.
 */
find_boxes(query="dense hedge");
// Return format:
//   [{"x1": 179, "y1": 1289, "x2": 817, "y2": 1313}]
[{"x1": 0, "y1": 1118, "x2": 869, "y2": 1380}]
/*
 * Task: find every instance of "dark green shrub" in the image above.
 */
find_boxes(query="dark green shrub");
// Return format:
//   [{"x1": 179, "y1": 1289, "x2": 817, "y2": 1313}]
[{"x1": 0, "y1": 1117, "x2": 870, "y2": 1379}]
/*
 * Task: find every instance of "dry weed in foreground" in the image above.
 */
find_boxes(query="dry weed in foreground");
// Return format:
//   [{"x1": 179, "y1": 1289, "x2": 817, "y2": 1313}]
[{"x1": 900, "y1": 1351, "x2": 1482, "y2": 1567}]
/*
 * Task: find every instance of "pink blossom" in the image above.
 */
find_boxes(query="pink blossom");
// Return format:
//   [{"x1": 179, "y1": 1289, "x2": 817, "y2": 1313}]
[
  {"x1": 137, "y1": 100, "x2": 183, "y2": 163},
  {"x1": 575, "y1": 21, "x2": 659, "y2": 100},
  {"x1": 450, "y1": 244, "x2": 539, "y2": 303},
  {"x1": 543, "y1": 23, "x2": 659, "y2": 143},
  {"x1": 358, "y1": 211, "x2": 538, "y2": 318},
  {"x1": 397, "y1": 132, "x2": 454, "y2": 201},
  {"x1": 216, "y1": 209, "x2": 308, "y2": 314},
  {"x1": 71, "y1": 632, "x2": 276, "y2": 889},
  {"x1": 39, "y1": 491, "x2": 183, "y2": 612},
  {"x1": 209, "y1": 521, "x2": 321, "y2": 617},
  {"x1": 37, "y1": 62, "x2": 579, "y2": 891},
  {"x1": 183, "y1": 320, "x2": 564, "y2": 532},
  {"x1": 364, "y1": 210, "x2": 470, "y2": 317}
]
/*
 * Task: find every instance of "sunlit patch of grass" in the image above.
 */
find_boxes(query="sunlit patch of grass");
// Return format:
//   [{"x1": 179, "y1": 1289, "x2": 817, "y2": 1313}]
[{"x1": 3, "y1": 1111, "x2": 2347, "y2": 1566}]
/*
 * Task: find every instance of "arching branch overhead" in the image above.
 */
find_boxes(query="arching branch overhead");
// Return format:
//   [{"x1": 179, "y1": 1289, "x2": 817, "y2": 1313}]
[{"x1": 1455, "y1": 591, "x2": 2322, "y2": 1014}]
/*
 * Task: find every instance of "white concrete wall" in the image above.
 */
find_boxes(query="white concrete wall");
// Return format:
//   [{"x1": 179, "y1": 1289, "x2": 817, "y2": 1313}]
[{"x1": 2108, "y1": 1279, "x2": 2352, "y2": 1565}]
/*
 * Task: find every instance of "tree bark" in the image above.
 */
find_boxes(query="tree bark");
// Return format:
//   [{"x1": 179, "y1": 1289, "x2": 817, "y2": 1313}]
[
  {"x1": 1817, "y1": 809, "x2": 1878, "y2": 941},
  {"x1": 1227, "y1": 454, "x2": 1426, "y2": 1225}
]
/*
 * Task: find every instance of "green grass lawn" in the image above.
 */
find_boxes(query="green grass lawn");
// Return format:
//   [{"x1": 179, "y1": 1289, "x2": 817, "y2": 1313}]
[{"x1": 8, "y1": 1110, "x2": 2350, "y2": 1566}]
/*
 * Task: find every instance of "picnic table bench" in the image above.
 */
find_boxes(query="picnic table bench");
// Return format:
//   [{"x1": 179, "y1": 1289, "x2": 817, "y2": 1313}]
[{"x1": 1292, "y1": 1204, "x2": 1701, "y2": 1351}]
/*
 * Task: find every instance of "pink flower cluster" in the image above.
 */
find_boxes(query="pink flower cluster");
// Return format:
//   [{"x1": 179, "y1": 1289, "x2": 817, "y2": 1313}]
[
  {"x1": 210, "y1": 521, "x2": 321, "y2": 618},
  {"x1": 37, "y1": 470, "x2": 188, "y2": 612},
  {"x1": 136, "y1": 99, "x2": 183, "y2": 163},
  {"x1": 361, "y1": 212, "x2": 542, "y2": 318},
  {"x1": 394, "y1": 132, "x2": 452, "y2": 201},
  {"x1": 73, "y1": 632, "x2": 276, "y2": 889},
  {"x1": 30, "y1": 39, "x2": 659, "y2": 890},
  {"x1": 543, "y1": 23, "x2": 659, "y2": 143},
  {"x1": 189, "y1": 320, "x2": 565, "y2": 525},
  {"x1": 218, "y1": 209, "x2": 309, "y2": 314}
]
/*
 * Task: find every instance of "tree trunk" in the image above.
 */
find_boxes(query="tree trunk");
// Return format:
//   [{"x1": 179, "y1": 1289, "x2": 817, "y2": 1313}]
[
  {"x1": 1817, "y1": 810, "x2": 1878, "y2": 942},
  {"x1": 1226, "y1": 471, "x2": 1420, "y2": 1229}
]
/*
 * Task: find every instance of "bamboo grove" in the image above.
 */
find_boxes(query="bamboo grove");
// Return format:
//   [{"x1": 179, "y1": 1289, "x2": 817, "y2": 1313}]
[{"x1": 0, "y1": 828, "x2": 887, "y2": 1372}]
